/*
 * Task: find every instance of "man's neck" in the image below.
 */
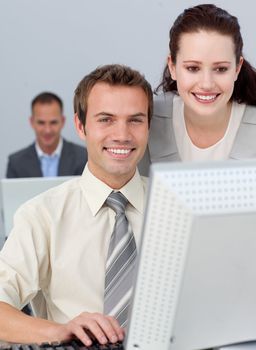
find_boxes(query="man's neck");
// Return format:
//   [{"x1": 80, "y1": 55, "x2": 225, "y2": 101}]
[
  {"x1": 36, "y1": 139, "x2": 61, "y2": 155},
  {"x1": 40, "y1": 146, "x2": 57, "y2": 155},
  {"x1": 87, "y1": 164, "x2": 136, "y2": 190}
]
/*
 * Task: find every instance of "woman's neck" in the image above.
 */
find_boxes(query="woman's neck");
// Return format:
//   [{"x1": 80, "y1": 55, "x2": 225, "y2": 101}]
[{"x1": 183, "y1": 102, "x2": 232, "y2": 148}]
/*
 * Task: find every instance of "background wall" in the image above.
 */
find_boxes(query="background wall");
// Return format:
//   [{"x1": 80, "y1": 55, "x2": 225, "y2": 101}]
[{"x1": 0, "y1": 0, "x2": 255, "y2": 180}]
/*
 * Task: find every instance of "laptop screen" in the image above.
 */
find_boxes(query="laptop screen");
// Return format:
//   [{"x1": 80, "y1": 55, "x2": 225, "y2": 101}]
[{"x1": 0, "y1": 176, "x2": 75, "y2": 238}]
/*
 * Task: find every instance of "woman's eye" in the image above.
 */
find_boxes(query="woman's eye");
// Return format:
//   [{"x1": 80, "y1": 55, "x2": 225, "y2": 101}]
[
  {"x1": 186, "y1": 66, "x2": 199, "y2": 72},
  {"x1": 215, "y1": 67, "x2": 228, "y2": 73}
]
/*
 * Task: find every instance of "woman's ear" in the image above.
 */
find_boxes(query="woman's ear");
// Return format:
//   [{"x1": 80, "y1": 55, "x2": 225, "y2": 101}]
[
  {"x1": 167, "y1": 55, "x2": 177, "y2": 80},
  {"x1": 235, "y1": 56, "x2": 244, "y2": 81}
]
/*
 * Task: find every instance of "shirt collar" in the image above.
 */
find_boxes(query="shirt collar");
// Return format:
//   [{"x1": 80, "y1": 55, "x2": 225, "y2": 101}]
[
  {"x1": 80, "y1": 165, "x2": 145, "y2": 216},
  {"x1": 35, "y1": 137, "x2": 63, "y2": 158}
]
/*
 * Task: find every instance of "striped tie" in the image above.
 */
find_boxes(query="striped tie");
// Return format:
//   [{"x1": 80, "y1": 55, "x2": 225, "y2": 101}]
[{"x1": 104, "y1": 191, "x2": 137, "y2": 327}]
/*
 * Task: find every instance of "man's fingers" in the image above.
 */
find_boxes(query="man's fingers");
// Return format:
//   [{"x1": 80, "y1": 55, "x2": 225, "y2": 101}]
[
  {"x1": 84, "y1": 313, "x2": 122, "y2": 343},
  {"x1": 66, "y1": 312, "x2": 124, "y2": 345},
  {"x1": 71, "y1": 326, "x2": 94, "y2": 347},
  {"x1": 105, "y1": 315, "x2": 125, "y2": 341}
]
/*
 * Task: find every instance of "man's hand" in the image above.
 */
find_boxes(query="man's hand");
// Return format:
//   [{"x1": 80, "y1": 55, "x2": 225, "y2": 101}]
[
  {"x1": 57, "y1": 312, "x2": 125, "y2": 347},
  {"x1": 0, "y1": 303, "x2": 124, "y2": 346}
]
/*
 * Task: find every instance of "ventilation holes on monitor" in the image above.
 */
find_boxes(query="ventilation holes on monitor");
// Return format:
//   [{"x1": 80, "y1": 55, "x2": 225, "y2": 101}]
[
  {"x1": 131, "y1": 183, "x2": 192, "y2": 344},
  {"x1": 163, "y1": 166, "x2": 256, "y2": 214}
]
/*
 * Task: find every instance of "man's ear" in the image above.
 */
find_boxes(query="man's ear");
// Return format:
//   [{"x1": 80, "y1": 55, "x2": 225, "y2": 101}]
[
  {"x1": 30, "y1": 115, "x2": 34, "y2": 128},
  {"x1": 61, "y1": 115, "x2": 66, "y2": 128},
  {"x1": 74, "y1": 113, "x2": 86, "y2": 140},
  {"x1": 167, "y1": 55, "x2": 177, "y2": 80}
]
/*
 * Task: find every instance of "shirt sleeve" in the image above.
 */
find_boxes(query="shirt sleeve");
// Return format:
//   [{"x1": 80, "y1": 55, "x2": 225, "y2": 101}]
[{"x1": 0, "y1": 201, "x2": 50, "y2": 309}]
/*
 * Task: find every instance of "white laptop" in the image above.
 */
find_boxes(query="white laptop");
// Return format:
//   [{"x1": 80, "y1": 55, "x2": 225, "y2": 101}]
[{"x1": 0, "y1": 176, "x2": 75, "y2": 238}]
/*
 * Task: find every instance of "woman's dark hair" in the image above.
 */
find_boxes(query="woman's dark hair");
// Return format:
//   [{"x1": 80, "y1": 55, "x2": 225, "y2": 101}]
[{"x1": 157, "y1": 4, "x2": 256, "y2": 105}]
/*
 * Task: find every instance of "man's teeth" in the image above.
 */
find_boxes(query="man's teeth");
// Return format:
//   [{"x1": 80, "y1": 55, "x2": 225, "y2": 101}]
[
  {"x1": 108, "y1": 148, "x2": 130, "y2": 154},
  {"x1": 195, "y1": 94, "x2": 217, "y2": 101}
]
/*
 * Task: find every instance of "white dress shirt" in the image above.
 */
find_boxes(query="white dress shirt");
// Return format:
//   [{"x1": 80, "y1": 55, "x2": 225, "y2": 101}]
[
  {"x1": 35, "y1": 138, "x2": 63, "y2": 177},
  {"x1": 0, "y1": 165, "x2": 147, "y2": 323},
  {"x1": 35, "y1": 138, "x2": 63, "y2": 159}
]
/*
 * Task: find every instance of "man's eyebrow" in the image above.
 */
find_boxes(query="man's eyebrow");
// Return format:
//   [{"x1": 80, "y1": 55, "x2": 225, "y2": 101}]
[
  {"x1": 35, "y1": 118, "x2": 59, "y2": 122},
  {"x1": 94, "y1": 112, "x2": 147, "y2": 117},
  {"x1": 130, "y1": 112, "x2": 147, "y2": 117},
  {"x1": 94, "y1": 112, "x2": 114, "y2": 117}
]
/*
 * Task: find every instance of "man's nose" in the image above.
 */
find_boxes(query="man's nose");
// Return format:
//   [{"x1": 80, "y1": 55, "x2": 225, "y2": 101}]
[
  {"x1": 112, "y1": 122, "x2": 132, "y2": 142},
  {"x1": 44, "y1": 124, "x2": 52, "y2": 133}
]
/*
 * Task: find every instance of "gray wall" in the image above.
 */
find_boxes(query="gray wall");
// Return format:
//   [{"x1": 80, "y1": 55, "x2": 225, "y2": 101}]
[{"x1": 0, "y1": 0, "x2": 255, "y2": 179}]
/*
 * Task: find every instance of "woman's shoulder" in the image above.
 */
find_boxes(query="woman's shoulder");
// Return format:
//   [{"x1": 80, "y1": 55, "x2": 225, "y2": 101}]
[
  {"x1": 243, "y1": 104, "x2": 256, "y2": 124},
  {"x1": 153, "y1": 91, "x2": 177, "y2": 118}
]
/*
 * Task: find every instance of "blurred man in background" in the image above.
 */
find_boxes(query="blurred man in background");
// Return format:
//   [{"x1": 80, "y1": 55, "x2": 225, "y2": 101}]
[{"x1": 6, "y1": 92, "x2": 87, "y2": 178}]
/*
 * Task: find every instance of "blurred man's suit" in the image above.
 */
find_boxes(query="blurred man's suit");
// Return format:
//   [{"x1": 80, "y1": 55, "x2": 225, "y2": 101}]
[{"x1": 6, "y1": 139, "x2": 87, "y2": 178}]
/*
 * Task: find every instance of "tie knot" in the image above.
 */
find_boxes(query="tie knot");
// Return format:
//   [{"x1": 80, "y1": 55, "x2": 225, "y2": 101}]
[{"x1": 106, "y1": 191, "x2": 128, "y2": 215}]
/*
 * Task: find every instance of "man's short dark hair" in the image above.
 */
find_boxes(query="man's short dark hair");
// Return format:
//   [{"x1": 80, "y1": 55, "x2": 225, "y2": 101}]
[
  {"x1": 31, "y1": 92, "x2": 63, "y2": 113},
  {"x1": 74, "y1": 64, "x2": 153, "y2": 127}
]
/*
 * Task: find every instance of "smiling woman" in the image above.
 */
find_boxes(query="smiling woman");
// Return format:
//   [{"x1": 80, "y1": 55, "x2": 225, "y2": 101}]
[{"x1": 139, "y1": 4, "x2": 256, "y2": 175}]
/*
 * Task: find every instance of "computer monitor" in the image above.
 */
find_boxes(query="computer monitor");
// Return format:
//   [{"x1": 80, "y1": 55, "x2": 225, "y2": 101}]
[
  {"x1": 125, "y1": 160, "x2": 256, "y2": 350},
  {"x1": 0, "y1": 176, "x2": 75, "y2": 238}
]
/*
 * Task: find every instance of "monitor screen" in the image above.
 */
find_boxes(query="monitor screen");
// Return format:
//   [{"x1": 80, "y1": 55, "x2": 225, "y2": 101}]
[
  {"x1": 125, "y1": 160, "x2": 256, "y2": 350},
  {"x1": 0, "y1": 176, "x2": 75, "y2": 238}
]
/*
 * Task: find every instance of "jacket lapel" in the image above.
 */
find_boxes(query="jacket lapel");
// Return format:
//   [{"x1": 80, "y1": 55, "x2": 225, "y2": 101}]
[
  {"x1": 27, "y1": 144, "x2": 43, "y2": 176},
  {"x1": 148, "y1": 92, "x2": 180, "y2": 162},
  {"x1": 230, "y1": 104, "x2": 256, "y2": 160}
]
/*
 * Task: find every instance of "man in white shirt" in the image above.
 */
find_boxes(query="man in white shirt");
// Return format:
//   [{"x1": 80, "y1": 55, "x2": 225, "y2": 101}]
[
  {"x1": 6, "y1": 92, "x2": 87, "y2": 178},
  {"x1": 0, "y1": 64, "x2": 152, "y2": 346}
]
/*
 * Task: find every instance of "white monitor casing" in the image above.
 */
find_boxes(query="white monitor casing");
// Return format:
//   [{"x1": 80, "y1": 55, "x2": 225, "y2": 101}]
[{"x1": 125, "y1": 160, "x2": 256, "y2": 350}]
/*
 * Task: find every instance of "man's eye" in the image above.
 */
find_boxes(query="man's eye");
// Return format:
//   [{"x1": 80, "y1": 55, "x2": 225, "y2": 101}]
[
  {"x1": 130, "y1": 118, "x2": 143, "y2": 123},
  {"x1": 99, "y1": 118, "x2": 111, "y2": 123}
]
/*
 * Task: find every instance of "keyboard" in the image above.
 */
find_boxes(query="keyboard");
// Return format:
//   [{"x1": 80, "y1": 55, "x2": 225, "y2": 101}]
[{"x1": 0, "y1": 339, "x2": 124, "y2": 350}]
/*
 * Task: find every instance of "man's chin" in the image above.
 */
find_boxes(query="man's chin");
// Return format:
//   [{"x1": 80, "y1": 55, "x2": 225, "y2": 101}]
[
  {"x1": 41, "y1": 139, "x2": 56, "y2": 148},
  {"x1": 106, "y1": 165, "x2": 136, "y2": 178}
]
